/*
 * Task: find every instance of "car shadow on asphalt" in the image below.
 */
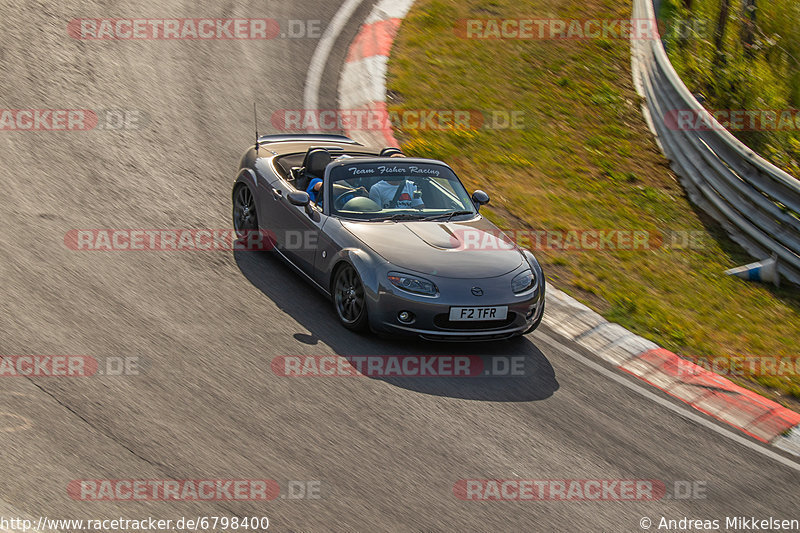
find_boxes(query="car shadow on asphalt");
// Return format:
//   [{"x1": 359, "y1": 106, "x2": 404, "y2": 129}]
[{"x1": 234, "y1": 250, "x2": 559, "y2": 402}]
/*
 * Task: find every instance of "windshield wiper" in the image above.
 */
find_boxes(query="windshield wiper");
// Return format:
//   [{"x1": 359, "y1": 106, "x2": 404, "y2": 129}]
[
  {"x1": 423, "y1": 210, "x2": 474, "y2": 221},
  {"x1": 377, "y1": 213, "x2": 428, "y2": 222}
]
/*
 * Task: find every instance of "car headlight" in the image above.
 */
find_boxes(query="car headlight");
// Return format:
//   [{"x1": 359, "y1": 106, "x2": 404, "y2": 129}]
[
  {"x1": 511, "y1": 269, "x2": 536, "y2": 294},
  {"x1": 388, "y1": 272, "x2": 438, "y2": 296}
]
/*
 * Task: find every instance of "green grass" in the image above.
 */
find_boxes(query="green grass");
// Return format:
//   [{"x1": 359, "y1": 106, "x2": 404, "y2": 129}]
[
  {"x1": 387, "y1": 0, "x2": 800, "y2": 405},
  {"x1": 661, "y1": 0, "x2": 800, "y2": 176}
]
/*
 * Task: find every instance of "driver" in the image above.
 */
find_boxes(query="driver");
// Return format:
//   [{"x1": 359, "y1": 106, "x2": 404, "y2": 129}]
[
  {"x1": 307, "y1": 153, "x2": 356, "y2": 205},
  {"x1": 369, "y1": 176, "x2": 424, "y2": 209},
  {"x1": 306, "y1": 178, "x2": 323, "y2": 205}
]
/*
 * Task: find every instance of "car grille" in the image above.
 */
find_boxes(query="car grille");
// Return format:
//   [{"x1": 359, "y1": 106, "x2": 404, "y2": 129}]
[{"x1": 433, "y1": 314, "x2": 517, "y2": 331}]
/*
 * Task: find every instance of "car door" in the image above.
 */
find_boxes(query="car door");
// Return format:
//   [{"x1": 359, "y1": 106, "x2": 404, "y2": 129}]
[
  {"x1": 286, "y1": 206, "x2": 328, "y2": 279},
  {"x1": 252, "y1": 157, "x2": 290, "y2": 251},
  {"x1": 262, "y1": 172, "x2": 321, "y2": 277}
]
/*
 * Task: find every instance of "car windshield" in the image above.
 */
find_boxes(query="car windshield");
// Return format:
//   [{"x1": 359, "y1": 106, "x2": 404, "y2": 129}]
[{"x1": 327, "y1": 161, "x2": 477, "y2": 221}]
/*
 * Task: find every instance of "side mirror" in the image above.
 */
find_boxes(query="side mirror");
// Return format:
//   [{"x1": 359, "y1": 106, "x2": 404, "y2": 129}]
[
  {"x1": 471, "y1": 190, "x2": 490, "y2": 209},
  {"x1": 288, "y1": 190, "x2": 321, "y2": 221},
  {"x1": 288, "y1": 191, "x2": 311, "y2": 206}
]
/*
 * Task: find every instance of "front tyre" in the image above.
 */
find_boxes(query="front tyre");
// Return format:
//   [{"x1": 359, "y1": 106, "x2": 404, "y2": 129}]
[
  {"x1": 233, "y1": 183, "x2": 259, "y2": 239},
  {"x1": 333, "y1": 264, "x2": 368, "y2": 331}
]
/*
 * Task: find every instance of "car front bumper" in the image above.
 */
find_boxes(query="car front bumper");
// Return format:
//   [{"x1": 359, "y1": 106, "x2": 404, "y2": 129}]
[{"x1": 366, "y1": 267, "x2": 544, "y2": 341}]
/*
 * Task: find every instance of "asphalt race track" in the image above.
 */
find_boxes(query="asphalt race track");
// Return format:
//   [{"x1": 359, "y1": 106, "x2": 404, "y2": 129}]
[{"x1": 0, "y1": 1, "x2": 798, "y2": 531}]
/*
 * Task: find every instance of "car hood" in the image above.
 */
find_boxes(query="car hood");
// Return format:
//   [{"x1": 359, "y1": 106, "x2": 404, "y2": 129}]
[{"x1": 341, "y1": 217, "x2": 524, "y2": 279}]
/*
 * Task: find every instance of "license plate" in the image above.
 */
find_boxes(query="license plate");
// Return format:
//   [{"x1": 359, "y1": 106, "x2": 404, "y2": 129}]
[{"x1": 449, "y1": 306, "x2": 508, "y2": 321}]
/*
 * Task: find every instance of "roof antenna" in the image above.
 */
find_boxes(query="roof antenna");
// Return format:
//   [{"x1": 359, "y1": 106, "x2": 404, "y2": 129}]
[{"x1": 253, "y1": 102, "x2": 259, "y2": 154}]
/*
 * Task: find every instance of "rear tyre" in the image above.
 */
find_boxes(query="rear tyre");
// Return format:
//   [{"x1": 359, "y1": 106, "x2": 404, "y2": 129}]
[{"x1": 333, "y1": 264, "x2": 368, "y2": 332}]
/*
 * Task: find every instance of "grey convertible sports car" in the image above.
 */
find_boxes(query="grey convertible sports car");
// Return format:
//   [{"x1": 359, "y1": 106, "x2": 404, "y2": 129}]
[{"x1": 232, "y1": 134, "x2": 545, "y2": 340}]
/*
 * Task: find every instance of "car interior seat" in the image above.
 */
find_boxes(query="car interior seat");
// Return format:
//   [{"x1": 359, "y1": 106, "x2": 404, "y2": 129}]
[
  {"x1": 379, "y1": 147, "x2": 404, "y2": 157},
  {"x1": 296, "y1": 148, "x2": 332, "y2": 192}
]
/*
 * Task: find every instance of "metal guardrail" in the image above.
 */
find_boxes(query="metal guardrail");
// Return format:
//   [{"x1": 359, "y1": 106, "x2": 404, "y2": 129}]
[{"x1": 631, "y1": 0, "x2": 800, "y2": 285}]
